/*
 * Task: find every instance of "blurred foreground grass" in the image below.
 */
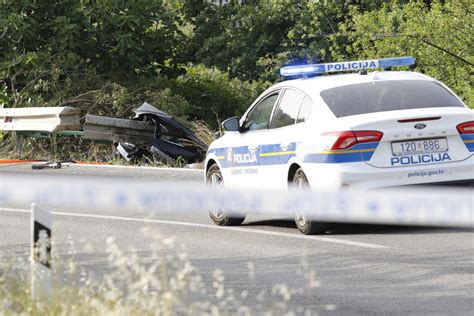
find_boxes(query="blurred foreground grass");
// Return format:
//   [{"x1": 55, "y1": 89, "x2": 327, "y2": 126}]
[{"x1": 0, "y1": 229, "x2": 331, "y2": 315}]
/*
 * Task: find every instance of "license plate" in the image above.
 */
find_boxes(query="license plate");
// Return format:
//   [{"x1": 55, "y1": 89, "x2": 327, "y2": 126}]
[{"x1": 391, "y1": 138, "x2": 448, "y2": 156}]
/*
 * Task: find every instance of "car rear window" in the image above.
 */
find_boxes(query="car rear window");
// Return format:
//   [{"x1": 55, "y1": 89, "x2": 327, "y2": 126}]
[{"x1": 320, "y1": 80, "x2": 465, "y2": 118}]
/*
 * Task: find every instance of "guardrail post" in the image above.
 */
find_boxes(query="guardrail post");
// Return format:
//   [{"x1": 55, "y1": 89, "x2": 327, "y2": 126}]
[
  {"x1": 51, "y1": 134, "x2": 58, "y2": 161},
  {"x1": 31, "y1": 203, "x2": 52, "y2": 299},
  {"x1": 15, "y1": 132, "x2": 24, "y2": 157}
]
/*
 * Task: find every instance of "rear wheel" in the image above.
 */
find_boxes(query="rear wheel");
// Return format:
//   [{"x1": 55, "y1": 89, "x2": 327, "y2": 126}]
[
  {"x1": 292, "y1": 168, "x2": 328, "y2": 235},
  {"x1": 206, "y1": 164, "x2": 245, "y2": 226}
]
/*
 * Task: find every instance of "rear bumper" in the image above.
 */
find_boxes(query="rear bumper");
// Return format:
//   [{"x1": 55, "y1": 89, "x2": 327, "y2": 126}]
[{"x1": 303, "y1": 155, "x2": 474, "y2": 190}]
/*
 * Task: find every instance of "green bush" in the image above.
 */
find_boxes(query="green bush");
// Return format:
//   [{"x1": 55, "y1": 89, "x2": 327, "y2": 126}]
[{"x1": 170, "y1": 65, "x2": 266, "y2": 129}]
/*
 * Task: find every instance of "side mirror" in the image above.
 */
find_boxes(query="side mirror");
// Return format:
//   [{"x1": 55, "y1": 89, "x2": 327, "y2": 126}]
[{"x1": 222, "y1": 116, "x2": 240, "y2": 132}]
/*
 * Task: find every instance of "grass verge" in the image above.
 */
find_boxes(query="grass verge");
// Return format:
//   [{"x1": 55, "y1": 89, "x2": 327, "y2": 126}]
[{"x1": 0, "y1": 229, "x2": 332, "y2": 315}]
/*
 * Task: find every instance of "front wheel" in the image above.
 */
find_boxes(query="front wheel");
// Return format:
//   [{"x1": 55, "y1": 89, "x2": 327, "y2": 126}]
[
  {"x1": 206, "y1": 164, "x2": 245, "y2": 226},
  {"x1": 292, "y1": 168, "x2": 329, "y2": 235}
]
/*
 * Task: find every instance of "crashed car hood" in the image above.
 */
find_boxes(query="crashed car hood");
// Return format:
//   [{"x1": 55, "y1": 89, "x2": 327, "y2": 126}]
[{"x1": 134, "y1": 102, "x2": 173, "y2": 119}]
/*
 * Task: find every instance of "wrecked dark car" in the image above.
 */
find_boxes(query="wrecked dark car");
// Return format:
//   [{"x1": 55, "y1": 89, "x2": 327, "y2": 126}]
[
  {"x1": 83, "y1": 102, "x2": 209, "y2": 164},
  {"x1": 116, "y1": 102, "x2": 208, "y2": 163}
]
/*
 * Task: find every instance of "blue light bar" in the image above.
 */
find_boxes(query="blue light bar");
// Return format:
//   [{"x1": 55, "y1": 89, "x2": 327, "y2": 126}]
[{"x1": 280, "y1": 56, "x2": 416, "y2": 78}]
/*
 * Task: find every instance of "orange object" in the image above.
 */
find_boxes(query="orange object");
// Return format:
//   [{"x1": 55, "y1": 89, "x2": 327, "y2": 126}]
[
  {"x1": 0, "y1": 159, "x2": 41, "y2": 164},
  {"x1": 0, "y1": 159, "x2": 110, "y2": 165}
]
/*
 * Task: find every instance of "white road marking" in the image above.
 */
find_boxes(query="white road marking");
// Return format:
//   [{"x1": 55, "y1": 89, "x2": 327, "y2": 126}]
[{"x1": 0, "y1": 208, "x2": 389, "y2": 249}]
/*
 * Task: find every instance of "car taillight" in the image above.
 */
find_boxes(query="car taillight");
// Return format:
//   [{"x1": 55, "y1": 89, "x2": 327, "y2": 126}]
[
  {"x1": 457, "y1": 121, "x2": 474, "y2": 134},
  {"x1": 321, "y1": 131, "x2": 383, "y2": 150}
]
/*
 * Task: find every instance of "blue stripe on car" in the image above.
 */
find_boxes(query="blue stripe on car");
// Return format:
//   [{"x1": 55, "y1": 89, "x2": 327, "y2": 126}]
[
  {"x1": 207, "y1": 142, "x2": 379, "y2": 167},
  {"x1": 460, "y1": 134, "x2": 474, "y2": 152}
]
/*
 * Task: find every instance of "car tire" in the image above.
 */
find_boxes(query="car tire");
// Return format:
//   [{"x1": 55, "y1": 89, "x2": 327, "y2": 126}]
[
  {"x1": 292, "y1": 168, "x2": 329, "y2": 235},
  {"x1": 206, "y1": 164, "x2": 245, "y2": 226}
]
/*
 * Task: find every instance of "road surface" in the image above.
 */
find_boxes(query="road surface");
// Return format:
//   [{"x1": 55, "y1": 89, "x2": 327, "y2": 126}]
[{"x1": 1, "y1": 163, "x2": 473, "y2": 314}]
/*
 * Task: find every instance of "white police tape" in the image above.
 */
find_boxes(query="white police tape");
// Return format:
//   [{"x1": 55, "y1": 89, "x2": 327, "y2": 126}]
[{"x1": 0, "y1": 174, "x2": 472, "y2": 227}]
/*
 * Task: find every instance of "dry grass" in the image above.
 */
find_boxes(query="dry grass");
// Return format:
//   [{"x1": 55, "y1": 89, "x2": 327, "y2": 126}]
[
  {"x1": 0, "y1": 228, "x2": 329, "y2": 315},
  {"x1": 0, "y1": 132, "x2": 114, "y2": 163},
  {"x1": 191, "y1": 120, "x2": 217, "y2": 147}
]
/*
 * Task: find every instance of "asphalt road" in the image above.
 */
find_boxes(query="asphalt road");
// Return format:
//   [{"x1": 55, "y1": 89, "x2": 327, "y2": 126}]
[{"x1": 1, "y1": 163, "x2": 473, "y2": 315}]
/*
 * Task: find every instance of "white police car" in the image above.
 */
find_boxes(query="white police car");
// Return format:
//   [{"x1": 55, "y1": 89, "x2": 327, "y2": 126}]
[{"x1": 205, "y1": 57, "x2": 474, "y2": 234}]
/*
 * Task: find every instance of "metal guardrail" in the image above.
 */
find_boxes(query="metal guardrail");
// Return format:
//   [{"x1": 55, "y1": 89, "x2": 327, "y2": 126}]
[
  {"x1": 0, "y1": 107, "x2": 81, "y2": 132},
  {"x1": 0, "y1": 108, "x2": 159, "y2": 157},
  {"x1": 0, "y1": 108, "x2": 156, "y2": 144},
  {"x1": 83, "y1": 114, "x2": 155, "y2": 143}
]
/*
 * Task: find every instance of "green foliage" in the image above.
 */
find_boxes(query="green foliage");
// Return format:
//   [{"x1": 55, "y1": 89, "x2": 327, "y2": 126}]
[
  {"x1": 181, "y1": 1, "x2": 301, "y2": 81},
  {"x1": 171, "y1": 65, "x2": 264, "y2": 127},
  {"x1": 332, "y1": 0, "x2": 473, "y2": 106},
  {"x1": 0, "y1": 0, "x2": 184, "y2": 111},
  {"x1": 0, "y1": 0, "x2": 471, "y2": 162},
  {"x1": 0, "y1": 0, "x2": 183, "y2": 76},
  {"x1": 140, "y1": 88, "x2": 192, "y2": 119},
  {"x1": 178, "y1": 0, "x2": 402, "y2": 82}
]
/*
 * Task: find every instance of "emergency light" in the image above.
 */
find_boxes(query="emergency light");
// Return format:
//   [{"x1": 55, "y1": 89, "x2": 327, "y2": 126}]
[{"x1": 280, "y1": 56, "x2": 416, "y2": 78}]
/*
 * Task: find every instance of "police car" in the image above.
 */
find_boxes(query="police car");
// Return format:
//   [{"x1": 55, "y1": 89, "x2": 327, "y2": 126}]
[{"x1": 204, "y1": 57, "x2": 474, "y2": 234}]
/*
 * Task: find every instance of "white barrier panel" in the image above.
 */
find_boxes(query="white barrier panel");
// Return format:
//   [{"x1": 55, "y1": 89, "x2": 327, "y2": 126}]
[
  {"x1": 0, "y1": 107, "x2": 80, "y2": 132},
  {"x1": 0, "y1": 175, "x2": 473, "y2": 228}
]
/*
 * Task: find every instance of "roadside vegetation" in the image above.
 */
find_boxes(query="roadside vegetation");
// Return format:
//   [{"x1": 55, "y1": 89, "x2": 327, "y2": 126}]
[
  {"x1": 0, "y1": 229, "x2": 327, "y2": 315},
  {"x1": 0, "y1": 0, "x2": 471, "y2": 162}
]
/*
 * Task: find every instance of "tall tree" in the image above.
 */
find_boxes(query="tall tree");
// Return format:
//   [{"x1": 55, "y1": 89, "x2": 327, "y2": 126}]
[{"x1": 331, "y1": 0, "x2": 473, "y2": 104}]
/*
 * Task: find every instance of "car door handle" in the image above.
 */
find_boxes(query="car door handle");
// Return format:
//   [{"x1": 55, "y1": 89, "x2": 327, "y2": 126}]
[
  {"x1": 248, "y1": 145, "x2": 259, "y2": 152},
  {"x1": 280, "y1": 143, "x2": 291, "y2": 151}
]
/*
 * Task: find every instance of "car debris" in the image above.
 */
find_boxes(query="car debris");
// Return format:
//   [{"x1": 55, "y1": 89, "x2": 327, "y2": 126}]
[
  {"x1": 114, "y1": 102, "x2": 208, "y2": 163},
  {"x1": 32, "y1": 161, "x2": 63, "y2": 169}
]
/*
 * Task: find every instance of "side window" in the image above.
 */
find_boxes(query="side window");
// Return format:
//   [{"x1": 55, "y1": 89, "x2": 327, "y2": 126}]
[
  {"x1": 271, "y1": 89, "x2": 305, "y2": 129},
  {"x1": 243, "y1": 93, "x2": 279, "y2": 131},
  {"x1": 296, "y1": 97, "x2": 313, "y2": 123}
]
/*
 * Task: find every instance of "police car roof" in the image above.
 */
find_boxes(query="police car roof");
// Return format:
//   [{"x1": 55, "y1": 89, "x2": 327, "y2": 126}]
[{"x1": 273, "y1": 71, "x2": 433, "y2": 97}]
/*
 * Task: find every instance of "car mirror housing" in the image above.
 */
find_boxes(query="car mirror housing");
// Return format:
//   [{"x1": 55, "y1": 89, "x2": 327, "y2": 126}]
[{"x1": 222, "y1": 116, "x2": 240, "y2": 132}]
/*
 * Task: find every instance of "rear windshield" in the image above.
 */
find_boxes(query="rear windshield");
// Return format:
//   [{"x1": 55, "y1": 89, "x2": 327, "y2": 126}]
[{"x1": 320, "y1": 80, "x2": 465, "y2": 118}]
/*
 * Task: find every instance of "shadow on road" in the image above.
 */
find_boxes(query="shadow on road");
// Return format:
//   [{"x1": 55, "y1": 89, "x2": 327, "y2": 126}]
[{"x1": 241, "y1": 219, "x2": 472, "y2": 235}]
